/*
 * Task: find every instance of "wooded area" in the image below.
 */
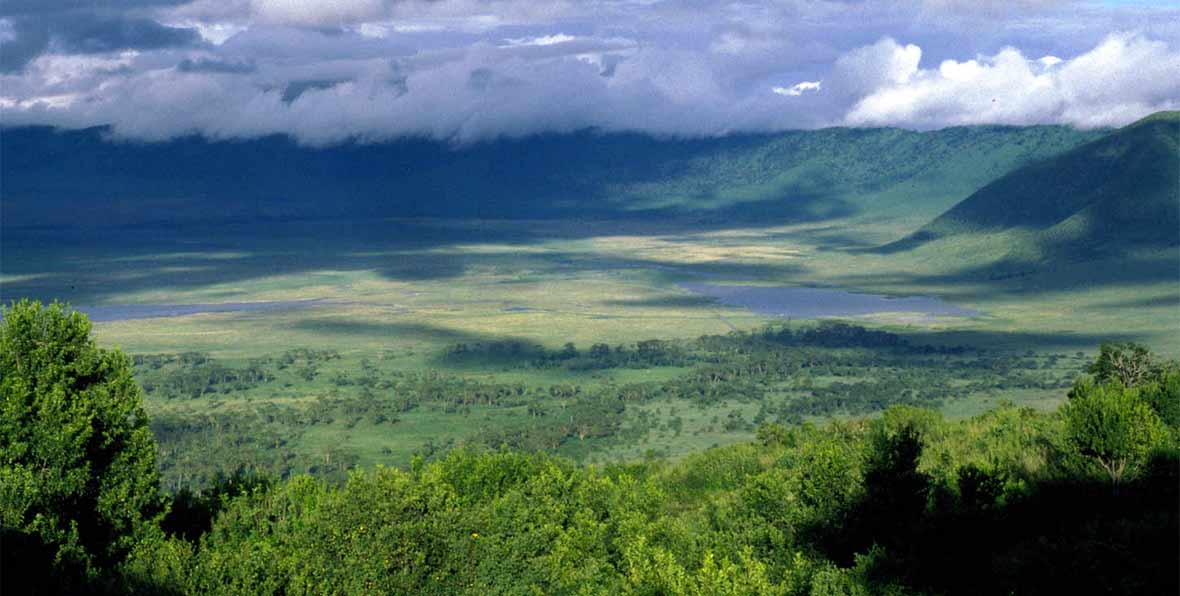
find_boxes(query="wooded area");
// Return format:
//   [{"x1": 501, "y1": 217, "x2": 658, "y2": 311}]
[{"x1": 2, "y1": 301, "x2": 1177, "y2": 594}]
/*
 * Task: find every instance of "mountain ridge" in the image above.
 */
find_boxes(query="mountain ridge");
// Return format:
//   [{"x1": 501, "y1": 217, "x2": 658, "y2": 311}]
[
  {"x1": 883, "y1": 111, "x2": 1180, "y2": 262},
  {"x1": 0, "y1": 122, "x2": 1103, "y2": 229}
]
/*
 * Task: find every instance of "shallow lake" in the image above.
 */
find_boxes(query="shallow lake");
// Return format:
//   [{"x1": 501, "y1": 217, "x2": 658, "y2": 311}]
[{"x1": 678, "y1": 283, "x2": 978, "y2": 319}]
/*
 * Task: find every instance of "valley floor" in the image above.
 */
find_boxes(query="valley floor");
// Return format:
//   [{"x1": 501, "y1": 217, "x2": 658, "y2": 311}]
[{"x1": 2, "y1": 215, "x2": 1176, "y2": 486}]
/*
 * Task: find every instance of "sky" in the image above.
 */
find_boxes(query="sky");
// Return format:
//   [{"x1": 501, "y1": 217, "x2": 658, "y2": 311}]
[{"x1": 1, "y1": 0, "x2": 1178, "y2": 144}]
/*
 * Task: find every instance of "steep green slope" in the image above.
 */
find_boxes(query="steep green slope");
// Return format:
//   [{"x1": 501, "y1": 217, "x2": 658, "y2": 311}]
[
  {"x1": 0, "y1": 124, "x2": 1101, "y2": 228},
  {"x1": 892, "y1": 112, "x2": 1179, "y2": 259}
]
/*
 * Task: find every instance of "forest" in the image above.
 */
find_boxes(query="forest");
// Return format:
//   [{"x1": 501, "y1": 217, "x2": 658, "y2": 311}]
[{"x1": 2, "y1": 300, "x2": 1176, "y2": 595}]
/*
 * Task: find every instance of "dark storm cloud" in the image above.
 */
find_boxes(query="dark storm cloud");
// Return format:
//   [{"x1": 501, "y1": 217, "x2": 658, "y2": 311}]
[
  {"x1": 0, "y1": 20, "x2": 49, "y2": 72},
  {"x1": 0, "y1": 1, "x2": 200, "y2": 72},
  {"x1": 51, "y1": 15, "x2": 199, "y2": 53},
  {"x1": 281, "y1": 79, "x2": 343, "y2": 103},
  {"x1": 177, "y1": 56, "x2": 255, "y2": 74},
  {"x1": 0, "y1": 0, "x2": 193, "y2": 17}
]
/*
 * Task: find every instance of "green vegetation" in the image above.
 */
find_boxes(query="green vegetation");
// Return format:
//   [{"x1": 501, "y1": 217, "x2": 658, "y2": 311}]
[
  {"x1": 1063, "y1": 381, "x2": 1165, "y2": 489},
  {"x1": 3, "y1": 117, "x2": 1175, "y2": 368},
  {"x1": 3, "y1": 302, "x2": 1177, "y2": 595},
  {"x1": 1, "y1": 123, "x2": 1101, "y2": 228},
  {"x1": 0, "y1": 302, "x2": 165, "y2": 591},
  {"x1": 884, "y1": 112, "x2": 1179, "y2": 280},
  {"x1": 4, "y1": 205, "x2": 1172, "y2": 486},
  {"x1": 2, "y1": 115, "x2": 1177, "y2": 593},
  {"x1": 903, "y1": 112, "x2": 1178, "y2": 249},
  {"x1": 127, "y1": 319, "x2": 1085, "y2": 490}
]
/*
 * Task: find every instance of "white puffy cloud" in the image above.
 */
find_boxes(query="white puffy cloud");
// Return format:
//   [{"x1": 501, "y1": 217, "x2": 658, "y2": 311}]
[
  {"x1": 830, "y1": 38, "x2": 922, "y2": 97},
  {"x1": 503, "y1": 34, "x2": 577, "y2": 47},
  {"x1": 844, "y1": 33, "x2": 1180, "y2": 129},
  {"x1": 1038, "y1": 55, "x2": 1062, "y2": 68},
  {"x1": 773, "y1": 81, "x2": 821, "y2": 96}
]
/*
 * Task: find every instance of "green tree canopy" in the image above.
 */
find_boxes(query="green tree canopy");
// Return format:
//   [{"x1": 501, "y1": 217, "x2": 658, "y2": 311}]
[
  {"x1": 1138, "y1": 366, "x2": 1180, "y2": 431},
  {"x1": 1, "y1": 300, "x2": 164, "y2": 588},
  {"x1": 1062, "y1": 381, "x2": 1166, "y2": 489},
  {"x1": 1086, "y1": 342, "x2": 1158, "y2": 388}
]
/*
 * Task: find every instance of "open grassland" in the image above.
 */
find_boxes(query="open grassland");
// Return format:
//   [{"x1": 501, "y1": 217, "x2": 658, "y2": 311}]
[
  {"x1": 2, "y1": 215, "x2": 1172, "y2": 488},
  {"x1": 576, "y1": 221, "x2": 1180, "y2": 355},
  {"x1": 6, "y1": 216, "x2": 1174, "y2": 358}
]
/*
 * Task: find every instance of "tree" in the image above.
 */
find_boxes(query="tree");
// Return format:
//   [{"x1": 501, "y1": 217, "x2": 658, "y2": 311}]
[
  {"x1": 1139, "y1": 365, "x2": 1180, "y2": 430},
  {"x1": 0, "y1": 300, "x2": 165, "y2": 588},
  {"x1": 1086, "y1": 342, "x2": 1157, "y2": 388},
  {"x1": 853, "y1": 421, "x2": 930, "y2": 553},
  {"x1": 742, "y1": 425, "x2": 865, "y2": 554},
  {"x1": 559, "y1": 342, "x2": 579, "y2": 360},
  {"x1": 1062, "y1": 381, "x2": 1165, "y2": 490}
]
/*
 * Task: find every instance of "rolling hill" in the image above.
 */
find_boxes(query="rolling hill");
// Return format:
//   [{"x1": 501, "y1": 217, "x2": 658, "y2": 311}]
[{"x1": 886, "y1": 111, "x2": 1180, "y2": 263}]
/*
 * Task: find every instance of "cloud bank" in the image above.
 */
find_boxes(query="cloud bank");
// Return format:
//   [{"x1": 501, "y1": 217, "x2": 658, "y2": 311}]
[
  {"x1": 1, "y1": 0, "x2": 1178, "y2": 144},
  {"x1": 845, "y1": 34, "x2": 1180, "y2": 128}
]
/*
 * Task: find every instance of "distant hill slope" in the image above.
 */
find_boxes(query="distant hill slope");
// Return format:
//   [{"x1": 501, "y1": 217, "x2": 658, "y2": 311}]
[
  {"x1": 0, "y1": 123, "x2": 1101, "y2": 228},
  {"x1": 888, "y1": 112, "x2": 1180, "y2": 259}
]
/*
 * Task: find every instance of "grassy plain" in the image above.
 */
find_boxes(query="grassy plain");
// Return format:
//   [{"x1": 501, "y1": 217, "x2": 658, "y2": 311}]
[
  {"x1": 8, "y1": 216, "x2": 1173, "y2": 356},
  {"x1": 2, "y1": 214, "x2": 1173, "y2": 481}
]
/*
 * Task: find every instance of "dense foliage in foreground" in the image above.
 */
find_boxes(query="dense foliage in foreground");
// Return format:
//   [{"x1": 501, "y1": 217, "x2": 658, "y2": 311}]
[{"x1": 2, "y1": 301, "x2": 1177, "y2": 595}]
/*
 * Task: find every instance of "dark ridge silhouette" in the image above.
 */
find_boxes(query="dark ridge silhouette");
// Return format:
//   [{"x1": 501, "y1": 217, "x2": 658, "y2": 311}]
[{"x1": 1, "y1": 123, "x2": 1101, "y2": 229}]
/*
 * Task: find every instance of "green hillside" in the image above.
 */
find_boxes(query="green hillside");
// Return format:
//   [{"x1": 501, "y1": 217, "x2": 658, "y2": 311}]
[
  {"x1": 890, "y1": 112, "x2": 1179, "y2": 259},
  {"x1": 0, "y1": 124, "x2": 1101, "y2": 229}
]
